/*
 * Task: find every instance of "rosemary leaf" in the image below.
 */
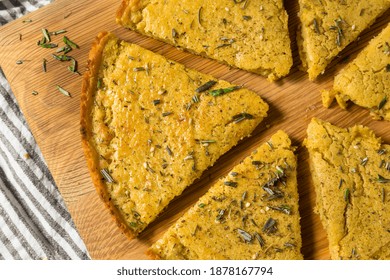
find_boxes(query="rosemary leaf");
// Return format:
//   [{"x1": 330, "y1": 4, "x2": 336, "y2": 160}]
[
  {"x1": 378, "y1": 96, "x2": 387, "y2": 110},
  {"x1": 237, "y1": 228, "x2": 252, "y2": 242},
  {"x1": 40, "y1": 43, "x2": 58, "y2": 49},
  {"x1": 63, "y1": 36, "x2": 79, "y2": 49},
  {"x1": 224, "y1": 181, "x2": 238, "y2": 188},
  {"x1": 42, "y1": 58, "x2": 47, "y2": 72},
  {"x1": 41, "y1": 28, "x2": 51, "y2": 43},
  {"x1": 56, "y1": 85, "x2": 71, "y2": 97},
  {"x1": 209, "y1": 86, "x2": 241, "y2": 97},
  {"x1": 100, "y1": 168, "x2": 115, "y2": 183},
  {"x1": 231, "y1": 112, "x2": 254, "y2": 124},
  {"x1": 344, "y1": 188, "x2": 350, "y2": 203},
  {"x1": 195, "y1": 80, "x2": 217, "y2": 93},
  {"x1": 377, "y1": 175, "x2": 390, "y2": 183}
]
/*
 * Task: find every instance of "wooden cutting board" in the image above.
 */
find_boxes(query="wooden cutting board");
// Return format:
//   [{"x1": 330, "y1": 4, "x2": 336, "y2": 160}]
[{"x1": 0, "y1": 0, "x2": 389, "y2": 260}]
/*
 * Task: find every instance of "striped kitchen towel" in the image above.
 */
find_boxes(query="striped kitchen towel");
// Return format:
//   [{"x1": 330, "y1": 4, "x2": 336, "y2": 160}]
[{"x1": 0, "y1": 0, "x2": 89, "y2": 260}]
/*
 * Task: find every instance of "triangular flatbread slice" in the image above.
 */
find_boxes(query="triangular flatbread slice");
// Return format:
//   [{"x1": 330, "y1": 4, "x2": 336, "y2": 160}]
[
  {"x1": 148, "y1": 131, "x2": 302, "y2": 259},
  {"x1": 322, "y1": 23, "x2": 390, "y2": 121},
  {"x1": 297, "y1": 0, "x2": 390, "y2": 80},
  {"x1": 305, "y1": 118, "x2": 390, "y2": 259},
  {"x1": 116, "y1": 0, "x2": 292, "y2": 81},
  {"x1": 80, "y1": 32, "x2": 269, "y2": 238}
]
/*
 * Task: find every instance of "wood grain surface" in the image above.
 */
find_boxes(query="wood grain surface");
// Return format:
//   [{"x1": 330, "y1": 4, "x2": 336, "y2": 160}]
[{"x1": 0, "y1": 0, "x2": 389, "y2": 260}]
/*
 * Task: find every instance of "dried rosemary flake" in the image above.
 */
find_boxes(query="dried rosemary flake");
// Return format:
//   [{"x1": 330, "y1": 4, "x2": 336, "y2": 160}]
[
  {"x1": 382, "y1": 188, "x2": 386, "y2": 203},
  {"x1": 386, "y1": 64, "x2": 390, "y2": 72},
  {"x1": 230, "y1": 172, "x2": 238, "y2": 177},
  {"x1": 254, "y1": 232, "x2": 265, "y2": 247},
  {"x1": 242, "y1": 15, "x2": 252, "y2": 21},
  {"x1": 63, "y1": 36, "x2": 79, "y2": 49},
  {"x1": 197, "y1": 139, "x2": 216, "y2": 145},
  {"x1": 262, "y1": 218, "x2": 277, "y2": 234},
  {"x1": 100, "y1": 168, "x2": 115, "y2": 183},
  {"x1": 133, "y1": 67, "x2": 145, "y2": 72},
  {"x1": 32, "y1": 90, "x2": 39, "y2": 96},
  {"x1": 165, "y1": 146, "x2": 173, "y2": 156},
  {"x1": 269, "y1": 205, "x2": 291, "y2": 215},
  {"x1": 338, "y1": 178, "x2": 344, "y2": 189},
  {"x1": 384, "y1": 42, "x2": 390, "y2": 55},
  {"x1": 42, "y1": 58, "x2": 47, "y2": 72},
  {"x1": 377, "y1": 175, "x2": 390, "y2": 183},
  {"x1": 143, "y1": 162, "x2": 155, "y2": 173},
  {"x1": 22, "y1": 19, "x2": 32, "y2": 23},
  {"x1": 216, "y1": 209, "x2": 225, "y2": 221},
  {"x1": 56, "y1": 85, "x2": 71, "y2": 97},
  {"x1": 284, "y1": 242, "x2": 296, "y2": 248},
  {"x1": 16, "y1": 60, "x2": 24, "y2": 65},
  {"x1": 198, "y1": 7, "x2": 203, "y2": 27},
  {"x1": 191, "y1": 93, "x2": 202, "y2": 104},
  {"x1": 198, "y1": 203, "x2": 206, "y2": 208},
  {"x1": 195, "y1": 80, "x2": 217, "y2": 93},
  {"x1": 209, "y1": 86, "x2": 241, "y2": 97},
  {"x1": 129, "y1": 222, "x2": 137, "y2": 228},
  {"x1": 313, "y1": 18, "x2": 320, "y2": 34},
  {"x1": 224, "y1": 181, "x2": 238, "y2": 188},
  {"x1": 361, "y1": 157, "x2": 368, "y2": 166},
  {"x1": 162, "y1": 112, "x2": 172, "y2": 117},
  {"x1": 172, "y1": 28, "x2": 178, "y2": 38},
  {"x1": 153, "y1": 99, "x2": 161, "y2": 106},
  {"x1": 237, "y1": 228, "x2": 252, "y2": 242},
  {"x1": 378, "y1": 96, "x2": 387, "y2": 110},
  {"x1": 344, "y1": 188, "x2": 350, "y2": 203},
  {"x1": 231, "y1": 113, "x2": 254, "y2": 124},
  {"x1": 378, "y1": 149, "x2": 387, "y2": 155}
]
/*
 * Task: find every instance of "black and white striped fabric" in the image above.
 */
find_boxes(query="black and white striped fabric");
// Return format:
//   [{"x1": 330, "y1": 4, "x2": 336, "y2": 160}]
[{"x1": 0, "y1": 0, "x2": 89, "y2": 259}]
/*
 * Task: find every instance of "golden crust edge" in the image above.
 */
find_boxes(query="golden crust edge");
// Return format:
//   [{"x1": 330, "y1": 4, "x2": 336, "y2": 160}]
[{"x1": 80, "y1": 31, "x2": 138, "y2": 240}]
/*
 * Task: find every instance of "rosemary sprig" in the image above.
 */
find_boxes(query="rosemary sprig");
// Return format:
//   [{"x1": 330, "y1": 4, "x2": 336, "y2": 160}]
[
  {"x1": 378, "y1": 96, "x2": 387, "y2": 110},
  {"x1": 209, "y1": 86, "x2": 241, "y2": 97}
]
